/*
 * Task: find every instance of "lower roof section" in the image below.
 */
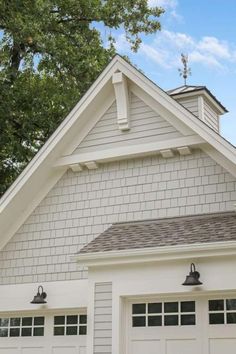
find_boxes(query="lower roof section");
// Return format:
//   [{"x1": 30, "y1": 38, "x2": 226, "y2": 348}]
[{"x1": 79, "y1": 211, "x2": 236, "y2": 254}]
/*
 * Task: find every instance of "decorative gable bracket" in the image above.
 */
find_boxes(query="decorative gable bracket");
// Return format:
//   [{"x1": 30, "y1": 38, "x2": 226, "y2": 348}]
[{"x1": 112, "y1": 72, "x2": 130, "y2": 131}]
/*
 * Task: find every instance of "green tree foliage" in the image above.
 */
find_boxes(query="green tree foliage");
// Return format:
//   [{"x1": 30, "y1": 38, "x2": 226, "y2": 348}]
[{"x1": 0, "y1": 0, "x2": 164, "y2": 196}]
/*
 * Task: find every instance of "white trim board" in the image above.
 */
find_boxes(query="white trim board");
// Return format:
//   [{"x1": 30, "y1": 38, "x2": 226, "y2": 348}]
[
  {"x1": 75, "y1": 241, "x2": 236, "y2": 267},
  {"x1": 55, "y1": 135, "x2": 204, "y2": 168}
]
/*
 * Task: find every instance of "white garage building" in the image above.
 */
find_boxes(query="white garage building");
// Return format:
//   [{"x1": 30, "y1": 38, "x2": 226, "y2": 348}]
[{"x1": 0, "y1": 55, "x2": 236, "y2": 354}]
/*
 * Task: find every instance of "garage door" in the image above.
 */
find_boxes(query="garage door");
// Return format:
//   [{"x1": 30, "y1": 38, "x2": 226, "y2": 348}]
[
  {"x1": 128, "y1": 296, "x2": 236, "y2": 354},
  {"x1": 0, "y1": 311, "x2": 87, "y2": 354}
]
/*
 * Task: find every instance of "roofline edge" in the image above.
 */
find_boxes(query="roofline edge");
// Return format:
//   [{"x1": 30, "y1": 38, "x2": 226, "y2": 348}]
[{"x1": 74, "y1": 240, "x2": 236, "y2": 267}]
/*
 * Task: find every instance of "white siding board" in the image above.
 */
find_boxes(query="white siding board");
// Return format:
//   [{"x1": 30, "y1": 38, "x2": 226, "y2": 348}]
[
  {"x1": 73, "y1": 93, "x2": 183, "y2": 154},
  {"x1": 95, "y1": 300, "x2": 112, "y2": 308},
  {"x1": 0, "y1": 149, "x2": 236, "y2": 284},
  {"x1": 94, "y1": 315, "x2": 112, "y2": 323},
  {"x1": 95, "y1": 322, "x2": 112, "y2": 330},
  {"x1": 177, "y1": 97, "x2": 199, "y2": 117},
  {"x1": 204, "y1": 101, "x2": 219, "y2": 132},
  {"x1": 94, "y1": 282, "x2": 112, "y2": 354}
]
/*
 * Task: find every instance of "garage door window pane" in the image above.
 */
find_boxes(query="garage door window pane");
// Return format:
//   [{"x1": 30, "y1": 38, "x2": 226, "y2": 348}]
[
  {"x1": 67, "y1": 315, "x2": 78, "y2": 324},
  {"x1": 148, "y1": 303, "x2": 162, "y2": 313},
  {"x1": 34, "y1": 317, "x2": 44, "y2": 326},
  {"x1": 132, "y1": 316, "x2": 146, "y2": 327},
  {"x1": 148, "y1": 316, "x2": 162, "y2": 326},
  {"x1": 10, "y1": 318, "x2": 20, "y2": 326},
  {"x1": 0, "y1": 318, "x2": 9, "y2": 327},
  {"x1": 22, "y1": 317, "x2": 32, "y2": 326},
  {"x1": 54, "y1": 326, "x2": 65, "y2": 336},
  {"x1": 33, "y1": 327, "x2": 44, "y2": 336},
  {"x1": 164, "y1": 302, "x2": 178, "y2": 313},
  {"x1": 10, "y1": 328, "x2": 20, "y2": 337},
  {"x1": 181, "y1": 301, "x2": 195, "y2": 313},
  {"x1": 209, "y1": 313, "x2": 224, "y2": 324},
  {"x1": 80, "y1": 315, "x2": 87, "y2": 324},
  {"x1": 227, "y1": 313, "x2": 236, "y2": 324},
  {"x1": 181, "y1": 314, "x2": 195, "y2": 326},
  {"x1": 164, "y1": 315, "x2": 178, "y2": 326},
  {"x1": 226, "y1": 299, "x2": 236, "y2": 311},
  {"x1": 0, "y1": 328, "x2": 8, "y2": 337},
  {"x1": 54, "y1": 316, "x2": 65, "y2": 325},
  {"x1": 209, "y1": 300, "x2": 224, "y2": 311},
  {"x1": 66, "y1": 326, "x2": 77, "y2": 335},
  {"x1": 21, "y1": 327, "x2": 32, "y2": 336},
  {"x1": 132, "y1": 304, "x2": 146, "y2": 314},
  {"x1": 79, "y1": 326, "x2": 87, "y2": 335}
]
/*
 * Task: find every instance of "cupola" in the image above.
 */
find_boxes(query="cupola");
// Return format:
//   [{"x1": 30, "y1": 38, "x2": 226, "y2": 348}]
[{"x1": 168, "y1": 85, "x2": 227, "y2": 133}]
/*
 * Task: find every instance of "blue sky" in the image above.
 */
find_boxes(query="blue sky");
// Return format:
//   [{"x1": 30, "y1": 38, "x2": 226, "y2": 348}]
[{"x1": 111, "y1": 0, "x2": 236, "y2": 145}]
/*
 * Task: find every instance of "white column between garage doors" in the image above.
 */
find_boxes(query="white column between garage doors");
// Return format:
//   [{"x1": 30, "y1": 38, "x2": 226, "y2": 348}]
[{"x1": 126, "y1": 295, "x2": 236, "y2": 354}]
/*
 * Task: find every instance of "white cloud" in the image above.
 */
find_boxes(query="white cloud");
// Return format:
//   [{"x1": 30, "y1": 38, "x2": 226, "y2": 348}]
[
  {"x1": 140, "y1": 44, "x2": 171, "y2": 68},
  {"x1": 159, "y1": 30, "x2": 194, "y2": 48},
  {"x1": 189, "y1": 51, "x2": 223, "y2": 68},
  {"x1": 137, "y1": 30, "x2": 236, "y2": 70},
  {"x1": 197, "y1": 37, "x2": 230, "y2": 59}
]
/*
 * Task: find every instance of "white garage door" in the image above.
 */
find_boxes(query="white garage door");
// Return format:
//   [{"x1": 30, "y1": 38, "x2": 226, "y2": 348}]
[
  {"x1": 0, "y1": 311, "x2": 87, "y2": 354},
  {"x1": 128, "y1": 296, "x2": 236, "y2": 354}
]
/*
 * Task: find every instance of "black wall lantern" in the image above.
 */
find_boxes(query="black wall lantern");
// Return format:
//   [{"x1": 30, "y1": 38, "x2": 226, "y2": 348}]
[
  {"x1": 31, "y1": 285, "x2": 47, "y2": 304},
  {"x1": 182, "y1": 263, "x2": 202, "y2": 286}
]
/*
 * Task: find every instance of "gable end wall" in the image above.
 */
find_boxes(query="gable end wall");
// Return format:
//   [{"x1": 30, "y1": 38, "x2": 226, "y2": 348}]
[{"x1": 73, "y1": 93, "x2": 183, "y2": 154}]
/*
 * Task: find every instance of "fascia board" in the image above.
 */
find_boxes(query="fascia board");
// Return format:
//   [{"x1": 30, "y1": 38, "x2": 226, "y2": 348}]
[
  {"x1": 114, "y1": 57, "x2": 236, "y2": 165},
  {"x1": 74, "y1": 241, "x2": 236, "y2": 267}
]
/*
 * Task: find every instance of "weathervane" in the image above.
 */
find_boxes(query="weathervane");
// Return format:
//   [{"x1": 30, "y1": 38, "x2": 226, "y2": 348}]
[{"x1": 178, "y1": 53, "x2": 191, "y2": 85}]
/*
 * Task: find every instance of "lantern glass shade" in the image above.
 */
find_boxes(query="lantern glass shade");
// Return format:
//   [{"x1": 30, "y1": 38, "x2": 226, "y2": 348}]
[
  {"x1": 182, "y1": 263, "x2": 202, "y2": 286},
  {"x1": 31, "y1": 285, "x2": 47, "y2": 304}
]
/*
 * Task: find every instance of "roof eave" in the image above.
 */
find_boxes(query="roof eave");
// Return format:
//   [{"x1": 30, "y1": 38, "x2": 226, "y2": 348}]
[{"x1": 74, "y1": 240, "x2": 236, "y2": 267}]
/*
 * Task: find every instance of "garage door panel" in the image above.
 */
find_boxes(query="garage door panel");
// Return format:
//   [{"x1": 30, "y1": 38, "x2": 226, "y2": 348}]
[
  {"x1": 166, "y1": 339, "x2": 198, "y2": 354},
  {"x1": 131, "y1": 339, "x2": 161, "y2": 354},
  {"x1": 21, "y1": 347, "x2": 45, "y2": 354},
  {"x1": 52, "y1": 346, "x2": 78, "y2": 354},
  {"x1": 79, "y1": 346, "x2": 86, "y2": 354},
  {"x1": 0, "y1": 348, "x2": 19, "y2": 354},
  {"x1": 209, "y1": 338, "x2": 236, "y2": 354}
]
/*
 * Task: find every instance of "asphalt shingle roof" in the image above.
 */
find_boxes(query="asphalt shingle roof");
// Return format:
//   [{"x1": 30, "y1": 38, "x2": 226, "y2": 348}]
[{"x1": 79, "y1": 212, "x2": 236, "y2": 254}]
